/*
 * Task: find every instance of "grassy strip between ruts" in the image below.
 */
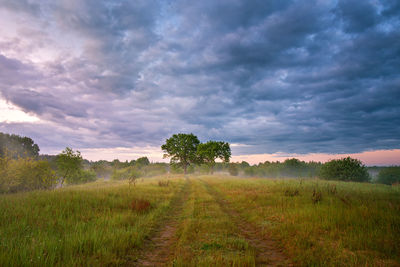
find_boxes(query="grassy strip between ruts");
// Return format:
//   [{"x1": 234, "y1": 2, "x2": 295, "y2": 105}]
[
  {"x1": 133, "y1": 178, "x2": 192, "y2": 266},
  {"x1": 0, "y1": 176, "x2": 186, "y2": 266},
  {"x1": 202, "y1": 175, "x2": 400, "y2": 266},
  {"x1": 200, "y1": 178, "x2": 292, "y2": 266},
  {"x1": 171, "y1": 178, "x2": 255, "y2": 266}
]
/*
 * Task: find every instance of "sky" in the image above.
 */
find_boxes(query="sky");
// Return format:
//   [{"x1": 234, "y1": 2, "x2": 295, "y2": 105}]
[{"x1": 0, "y1": 0, "x2": 399, "y2": 165}]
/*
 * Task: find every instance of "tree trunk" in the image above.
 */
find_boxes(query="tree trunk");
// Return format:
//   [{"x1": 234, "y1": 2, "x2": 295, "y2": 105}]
[
  {"x1": 60, "y1": 169, "x2": 69, "y2": 187},
  {"x1": 184, "y1": 164, "x2": 187, "y2": 175},
  {"x1": 210, "y1": 163, "x2": 215, "y2": 174}
]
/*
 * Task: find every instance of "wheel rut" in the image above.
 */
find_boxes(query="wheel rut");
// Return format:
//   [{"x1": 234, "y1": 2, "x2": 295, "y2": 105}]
[
  {"x1": 201, "y1": 179, "x2": 293, "y2": 267},
  {"x1": 132, "y1": 179, "x2": 191, "y2": 266}
]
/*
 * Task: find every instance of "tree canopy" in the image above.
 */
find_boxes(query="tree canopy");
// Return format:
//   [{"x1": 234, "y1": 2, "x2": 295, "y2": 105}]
[
  {"x1": 377, "y1": 167, "x2": 400, "y2": 185},
  {"x1": 161, "y1": 133, "x2": 200, "y2": 174},
  {"x1": 197, "y1": 141, "x2": 231, "y2": 173},
  {"x1": 319, "y1": 157, "x2": 370, "y2": 182},
  {"x1": 0, "y1": 132, "x2": 40, "y2": 158},
  {"x1": 136, "y1": 156, "x2": 150, "y2": 166},
  {"x1": 56, "y1": 147, "x2": 83, "y2": 186}
]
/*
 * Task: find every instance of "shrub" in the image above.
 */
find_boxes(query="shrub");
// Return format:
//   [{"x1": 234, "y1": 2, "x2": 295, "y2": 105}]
[
  {"x1": 112, "y1": 166, "x2": 141, "y2": 180},
  {"x1": 66, "y1": 169, "x2": 97, "y2": 184},
  {"x1": 377, "y1": 167, "x2": 400, "y2": 185},
  {"x1": 140, "y1": 163, "x2": 168, "y2": 177},
  {"x1": 319, "y1": 157, "x2": 370, "y2": 182},
  {"x1": 228, "y1": 164, "x2": 239, "y2": 176},
  {"x1": 243, "y1": 166, "x2": 255, "y2": 176},
  {"x1": 0, "y1": 156, "x2": 57, "y2": 193}
]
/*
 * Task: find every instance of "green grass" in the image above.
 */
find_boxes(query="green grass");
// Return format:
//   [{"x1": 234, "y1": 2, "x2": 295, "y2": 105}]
[
  {"x1": 1, "y1": 175, "x2": 399, "y2": 266},
  {"x1": 204, "y1": 176, "x2": 400, "y2": 266},
  {"x1": 172, "y1": 179, "x2": 255, "y2": 266},
  {"x1": 0, "y1": 176, "x2": 186, "y2": 266}
]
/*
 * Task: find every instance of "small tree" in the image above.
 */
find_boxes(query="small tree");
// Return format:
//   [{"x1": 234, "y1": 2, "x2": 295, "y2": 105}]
[
  {"x1": 240, "y1": 161, "x2": 250, "y2": 168},
  {"x1": 56, "y1": 147, "x2": 83, "y2": 186},
  {"x1": 377, "y1": 167, "x2": 400, "y2": 185},
  {"x1": 136, "y1": 157, "x2": 150, "y2": 166},
  {"x1": 197, "y1": 141, "x2": 231, "y2": 174},
  {"x1": 319, "y1": 157, "x2": 370, "y2": 182},
  {"x1": 161, "y1": 133, "x2": 200, "y2": 175}
]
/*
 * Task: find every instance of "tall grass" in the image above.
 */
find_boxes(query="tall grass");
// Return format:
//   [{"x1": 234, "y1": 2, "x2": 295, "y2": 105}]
[
  {"x1": 204, "y1": 176, "x2": 400, "y2": 266},
  {"x1": 1, "y1": 175, "x2": 399, "y2": 266},
  {"x1": 0, "y1": 177, "x2": 184, "y2": 266}
]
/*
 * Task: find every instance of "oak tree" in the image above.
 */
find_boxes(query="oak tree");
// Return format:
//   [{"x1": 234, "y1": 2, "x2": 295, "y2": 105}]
[
  {"x1": 197, "y1": 141, "x2": 231, "y2": 174},
  {"x1": 161, "y1": 133, "x2": 200, "y2": 174}
]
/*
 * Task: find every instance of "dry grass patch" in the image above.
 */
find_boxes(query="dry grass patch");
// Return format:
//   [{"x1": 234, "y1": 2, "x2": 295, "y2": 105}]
[{"x1": 130, "y1": 199, "x2": 151, "y2": 213}]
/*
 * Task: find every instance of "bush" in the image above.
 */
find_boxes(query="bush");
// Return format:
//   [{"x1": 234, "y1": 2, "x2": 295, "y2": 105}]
[
  {"x1": 377, "y1": 167, "x2": 400, "y2": 185},
  {"x1": 244, "y1": 166, "x2": 256, "y2": 176},
  {"x1": 112, "y1": 166, "x2": 141, "y2": 180},
  {"x1": 66, "y1": 169, "x2": 97, "y2": 184},
  {"x1": 228, "y1": 164, "x2": 239, "y2": 176},
  {"x1": 0, "y1": 156, "x2": 57, "y2": 193},
  {"x1": 140, "y1": 163, "x2": 168, "y2": 177},
  {"x1": 319, "y1": 157, "x2": 370, "y2": 182}
]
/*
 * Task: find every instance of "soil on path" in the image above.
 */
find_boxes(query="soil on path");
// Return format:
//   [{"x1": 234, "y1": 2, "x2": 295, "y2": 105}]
[
  {"x1": 133, "y1": 179, "x2": 191, "y2": 266},
  {"x1": 202, "y1": 179, "x2": 293, "y2": 267}
]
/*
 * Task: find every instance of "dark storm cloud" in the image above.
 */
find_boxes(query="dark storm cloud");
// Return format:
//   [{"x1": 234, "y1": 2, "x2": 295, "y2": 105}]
[
  {"x1": 336, "y1": 0, "x2": 380, "y2": 33},
  {"x1": 0, "y1": 0, "x2": 399, "y2": 155},
  {"x1": 0, "y1": 55, "x2": 39, "y2": 85}
]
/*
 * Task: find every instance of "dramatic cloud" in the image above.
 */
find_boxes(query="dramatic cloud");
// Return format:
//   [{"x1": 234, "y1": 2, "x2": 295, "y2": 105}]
[{"x1": 0, "y1": 0, "x2": 399, "y2": 158}]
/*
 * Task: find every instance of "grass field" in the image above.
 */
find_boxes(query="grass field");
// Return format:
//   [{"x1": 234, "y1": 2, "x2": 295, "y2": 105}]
[{"x1": 0, "y1": 175, "x2": 399, "y2": 266}]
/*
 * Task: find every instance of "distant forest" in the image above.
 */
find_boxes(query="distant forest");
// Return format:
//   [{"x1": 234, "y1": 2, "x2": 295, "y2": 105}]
[{"x1": 0, "y1": 132, "x2": 399, "y2": 194}]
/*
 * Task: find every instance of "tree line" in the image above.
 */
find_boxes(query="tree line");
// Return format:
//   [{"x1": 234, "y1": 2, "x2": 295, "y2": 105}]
[
  {"x1": 1, "y1": 131, "x2": 399, "y2": 193},
  {"x1": 0, "y1": 132, "x2": 39, "y2": 158}
]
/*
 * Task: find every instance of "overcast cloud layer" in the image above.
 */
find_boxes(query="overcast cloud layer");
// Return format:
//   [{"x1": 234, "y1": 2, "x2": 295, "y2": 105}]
[{"x1": 0, "y1": 0, "x2": 399, "y2": 156}]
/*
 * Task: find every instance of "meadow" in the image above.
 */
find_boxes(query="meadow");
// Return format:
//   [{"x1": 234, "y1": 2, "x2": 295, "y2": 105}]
[{"x1": 0, "y1": 175, "x2": 399, "y2": 266}]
